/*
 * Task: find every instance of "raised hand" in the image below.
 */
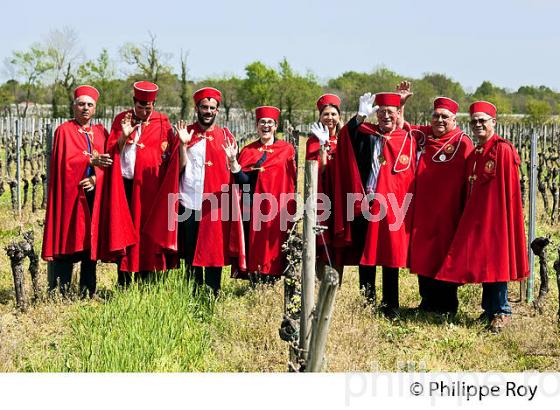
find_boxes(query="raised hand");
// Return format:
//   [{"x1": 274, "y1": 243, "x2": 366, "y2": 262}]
[
  {"x1": 121, "y1": 112, "x2": 135, "y2": 139},
  {"x1": 358, "y1": 92, "x2": 377, "y2": 118},
  {"x1": 396, "y1": 81, "x2": 413, "y2": 104},
  {"x1": 174, "y1": 120, "x2": 194, "y2": 145},
  {"x1": 311, "y1": 122, "x2": 330, "y2": 145},
  {"x1": 79, "y1": 175, "x2": 96, "y2": 192},
  {"x1": 222, "y1": 138, "x2": 238, "y2": 162}
]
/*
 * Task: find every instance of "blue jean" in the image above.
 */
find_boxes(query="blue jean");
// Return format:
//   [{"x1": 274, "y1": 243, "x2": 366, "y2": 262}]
[{"x1": 481, "y1": 282, "x2": 512, "y2": 319}]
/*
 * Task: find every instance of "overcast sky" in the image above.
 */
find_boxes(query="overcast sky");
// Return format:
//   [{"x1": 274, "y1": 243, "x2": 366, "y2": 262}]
[{"x1": 1, "y1": 0, "x2": 558, "y2": 92}]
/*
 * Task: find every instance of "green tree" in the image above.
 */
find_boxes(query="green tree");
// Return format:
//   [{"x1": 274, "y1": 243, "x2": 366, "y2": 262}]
[
  {"x1": 78, "y1": 49, "x2": 126, "y2": 117},
  {"x1": 197, "y1": 75, "x2": 242, "y2": 121},
  {"x1": 9, "y1": 44, "x2": 54, "y2": 117},
  {"x1": 327, "y1": 71, "x2": 371, "y2": 113},
  {"x1": 277, "y1": 58, "x2": 321, "y2": 124},
  {"x1": 240, "y1": 61, "x2": 279, "y2": 111},
  {"x1": 526, "y1": 98, "x2": 552, "y2": 123}
]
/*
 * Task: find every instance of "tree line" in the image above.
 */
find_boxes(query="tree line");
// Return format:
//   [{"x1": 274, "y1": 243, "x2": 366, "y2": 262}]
[{"x1": 1, "y1": 29, "x2": 559, "y2": 124}]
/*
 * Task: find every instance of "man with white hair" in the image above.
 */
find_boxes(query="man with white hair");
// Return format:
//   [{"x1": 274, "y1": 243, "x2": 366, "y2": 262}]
[
  {"x1": 435, "y1": 101, "x2": 529, "y2": 332},
  {"x1": 331, "y1": 91, "x2": 417, "y2": 318},
  {"x1": 42, "y1": 85, "x2": 113, "y2": 297},
  {"x1": 399, "y1": 87, "x2": 474, "y2": 315}
]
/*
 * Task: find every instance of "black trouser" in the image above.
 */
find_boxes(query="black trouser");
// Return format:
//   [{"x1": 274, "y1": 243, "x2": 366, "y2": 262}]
[
  {"x1": 179, "y1": 205, "x2": 222, "y2": 296},
  {"x1": 359, "y1": 265, "x2": 399, "y2": 308},
  {"x1": 49, "y1": 188, "x2": 97, "y2": 297},
  {"x1": 117, "y1": 177, "x2": 152, "y2": 287},
  {"x1": 49, "y1": 251, "x2": 97, "y2": 298},
  {"x1": 418, "y1": 275, "x2": 459, "y2": 314}
]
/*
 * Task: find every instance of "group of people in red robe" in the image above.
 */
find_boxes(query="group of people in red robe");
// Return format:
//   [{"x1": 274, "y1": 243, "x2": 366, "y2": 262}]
[
  {"x1": 42, "y1": 79, "x2": 528, "y2": 332},
  {"x1": 305, "y1": 83, "x2": 528, "y2": 332},
  {"x1": 42, "y1": 82, "x2": 296, "y2": 298}
]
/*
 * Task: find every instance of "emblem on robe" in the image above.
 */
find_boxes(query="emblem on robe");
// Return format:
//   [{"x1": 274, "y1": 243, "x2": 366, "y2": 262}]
[
  {"x1": 399, "y1": 154, "x2": 410, "y2": 165},
  {"x1": 444, "y1": 144, "x2": 455, "y2": 154},
  {"x1": 484, "y1": 160, "x2": 495, "y2": 172}
]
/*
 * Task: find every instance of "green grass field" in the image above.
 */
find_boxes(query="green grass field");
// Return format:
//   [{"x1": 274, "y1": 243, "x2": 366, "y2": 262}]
[{"x1": 0, "y1": 137, "x2": 559, "y2": 372}]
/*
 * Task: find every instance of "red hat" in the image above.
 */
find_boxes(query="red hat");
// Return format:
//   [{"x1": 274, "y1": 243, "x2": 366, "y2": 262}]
[
  {"x1": 374, "y1": 92, "x2": 401, "y2": 107},
  {"x1": 433, "y1": 97, "x2": 459, "y2": 114},
  {"x1": 469, "y1": 101, "x2": 497, "y2": 118},
  {"x1": 255, "y1": 106, "x2": 280, "y2": 122},
  {"x1": 316, "y1": 94, "x2": 341, "y2": 111},
  {"x1": 193, "y1": 87, "x2": 222, "y2": 105},
  {"x1": 133, "y1": 81, "x2": 159, "y2": 102},
  {"x1": 74, "y1": 85, "x2": 99, "y2": 102}
]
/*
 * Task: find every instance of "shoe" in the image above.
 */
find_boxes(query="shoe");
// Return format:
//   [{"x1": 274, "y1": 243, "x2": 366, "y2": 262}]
[
  {"x1": 489, "y1": 314, "x2": 511, "y2": 333},
  {"x1": 379, "y1": 305, "x2": 399, "y2": 320}
]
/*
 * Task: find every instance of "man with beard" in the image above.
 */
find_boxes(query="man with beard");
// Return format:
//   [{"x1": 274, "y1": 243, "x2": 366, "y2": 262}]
[
  {"x1": 331, "y1": 92, "x2": 416, "y2": 318},
  {"x1": 145, "y1": 87, "x2": 235, "y2": 296},
  {"x1": 399, "y1": 87, "x2": 474, "y2": 315},
  {"x1": 42, "y1": 85, "x2": 113, "y2": 297},
  {"x1": 100, "y1": 81, "x2": 174, "y2": 286},
  {"x1": 435, "y1": 101, "x2": 528, "y2": 332}
]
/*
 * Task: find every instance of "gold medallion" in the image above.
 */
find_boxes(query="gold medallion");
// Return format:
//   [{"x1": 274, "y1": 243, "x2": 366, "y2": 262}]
[
  {"x1": 399, "y1": 154, "x2": 410, "y2": 165},
  {"x1": 484, "y1": 160, "x2": 495, "y2": 172},
  {"x1": 444, "y1": 144, "x2": 455, "y2": 154}
]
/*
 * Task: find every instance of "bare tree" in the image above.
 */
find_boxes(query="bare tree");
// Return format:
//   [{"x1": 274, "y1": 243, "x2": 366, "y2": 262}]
[
  {"x1": 120, "y1": 32, "x2": 173, "y2": 83},
  {"x1": 44, "y1": 27, "x2": 83, "y2": 117}
]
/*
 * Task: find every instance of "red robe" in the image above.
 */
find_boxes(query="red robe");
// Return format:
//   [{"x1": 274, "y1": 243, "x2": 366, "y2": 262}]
[
  {"x1": 143, "y1": 123, "x2": 239, "y2": 267},
  {"x1": 407, "y1": 125, "x2": 474, "y2": 277},
  {"x1": 305, "y1": 134, "x2": 339, "y2": 264},
  {"x1": 331, "y1": 121, "x2": 416, "y2": 267},
  {"x1": 435, "y1": 134, "x2": 529, "y2": 283},
  {"x1": 233, "y1": 139, "x2": 297, "y2": 276},
  {"x1": 42, "y1": 120, "x2": 108, "y2": 260},
  {"x1": 100, "y1": 110, "x2": 174, "y2": 272}
]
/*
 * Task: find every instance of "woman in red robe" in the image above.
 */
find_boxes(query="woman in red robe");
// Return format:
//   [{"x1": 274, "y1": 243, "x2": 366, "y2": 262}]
[
  {"x1": 223, "y1": 106, "x2": 296, "y2": 283},
  {"x1": 305, "y1": 94, "x2": 344, "y2": 281}
]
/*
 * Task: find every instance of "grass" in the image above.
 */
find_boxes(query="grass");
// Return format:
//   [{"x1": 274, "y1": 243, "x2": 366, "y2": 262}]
[{"x1": 0, "y1": 137, "x2": 559, "y2": 372}]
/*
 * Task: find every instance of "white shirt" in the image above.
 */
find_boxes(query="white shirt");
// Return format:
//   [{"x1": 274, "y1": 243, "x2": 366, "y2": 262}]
[
  {"x1": 179, "y1": 138, "x2": 207, "y2": 210},
  {"x1": 120, "y1": 126, "x2": 141, "y2": 180}
]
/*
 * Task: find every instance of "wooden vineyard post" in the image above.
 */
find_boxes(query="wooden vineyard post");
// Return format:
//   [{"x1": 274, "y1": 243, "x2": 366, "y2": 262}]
[
  {"x1": 299, "y1": 160, "x2": 318, "y2": 365},
  {"x1": 526, "y1": 130, "x2": 538, "y2": 303},
  {"x1": 306, "y1": 266, "x2": 339, "y2": 372}
]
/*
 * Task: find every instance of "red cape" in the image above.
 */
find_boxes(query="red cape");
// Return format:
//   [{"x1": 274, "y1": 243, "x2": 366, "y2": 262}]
[
  {"x1": 42, "y1": 121, "x2": 108, "y2": 260},
  {"x1": 233, "y1": 139, "x2": 296, "y2": 276},
  {"x1": 435, "y1": 134, "x2": 529, "y2": 283},
  {"x1": 408, "y1": 126, "x2": 474, "y2": 277},
  {"x1": 143, "y1": 123, "x2": 243, "y2": 267},
  {"x1": 305, "y1": 134, "x2": 340, "y2": 264},
  {"x1": 98, "y1": 110, "x2": 173, "y2": 271},
  {"x1": 331, "y1": 122, "x2": 416, "y2": 267},
  {"x1": 359, "y1": 123, "x2": 416, "y2": 267}
]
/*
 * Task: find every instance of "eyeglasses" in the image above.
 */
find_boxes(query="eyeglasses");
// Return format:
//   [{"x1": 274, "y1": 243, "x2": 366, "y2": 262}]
[
  {"x1": 378, "y1": 109, "x2": 398, "y2": 117},
  {"x1": 470, "y1": 118, "x2": 492, "y2": 126},
  {"x1": 258, "y1": 119, "x2": 276, "y2": 126}
]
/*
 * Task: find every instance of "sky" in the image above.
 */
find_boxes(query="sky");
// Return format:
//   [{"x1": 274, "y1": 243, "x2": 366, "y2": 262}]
[{"x1": 1, "y1": 0, "x2": 559, "y2": 92}]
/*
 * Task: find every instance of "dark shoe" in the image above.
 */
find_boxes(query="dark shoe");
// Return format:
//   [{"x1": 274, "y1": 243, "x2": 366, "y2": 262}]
[
  {"x1": 489, "y1": 314, "x2": 511, "y2": 333},
  {"x1": 379, "y1": 305, "x2": 399, "y2": 320}
]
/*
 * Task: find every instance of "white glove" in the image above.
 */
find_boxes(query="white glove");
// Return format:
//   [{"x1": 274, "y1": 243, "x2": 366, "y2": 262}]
[
  {"x1": 311, "y1": 122, "x2": 330, "y2": 145},
  {"x1": 358, "y1": 92, "x2": 379, "y2": 118}
]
